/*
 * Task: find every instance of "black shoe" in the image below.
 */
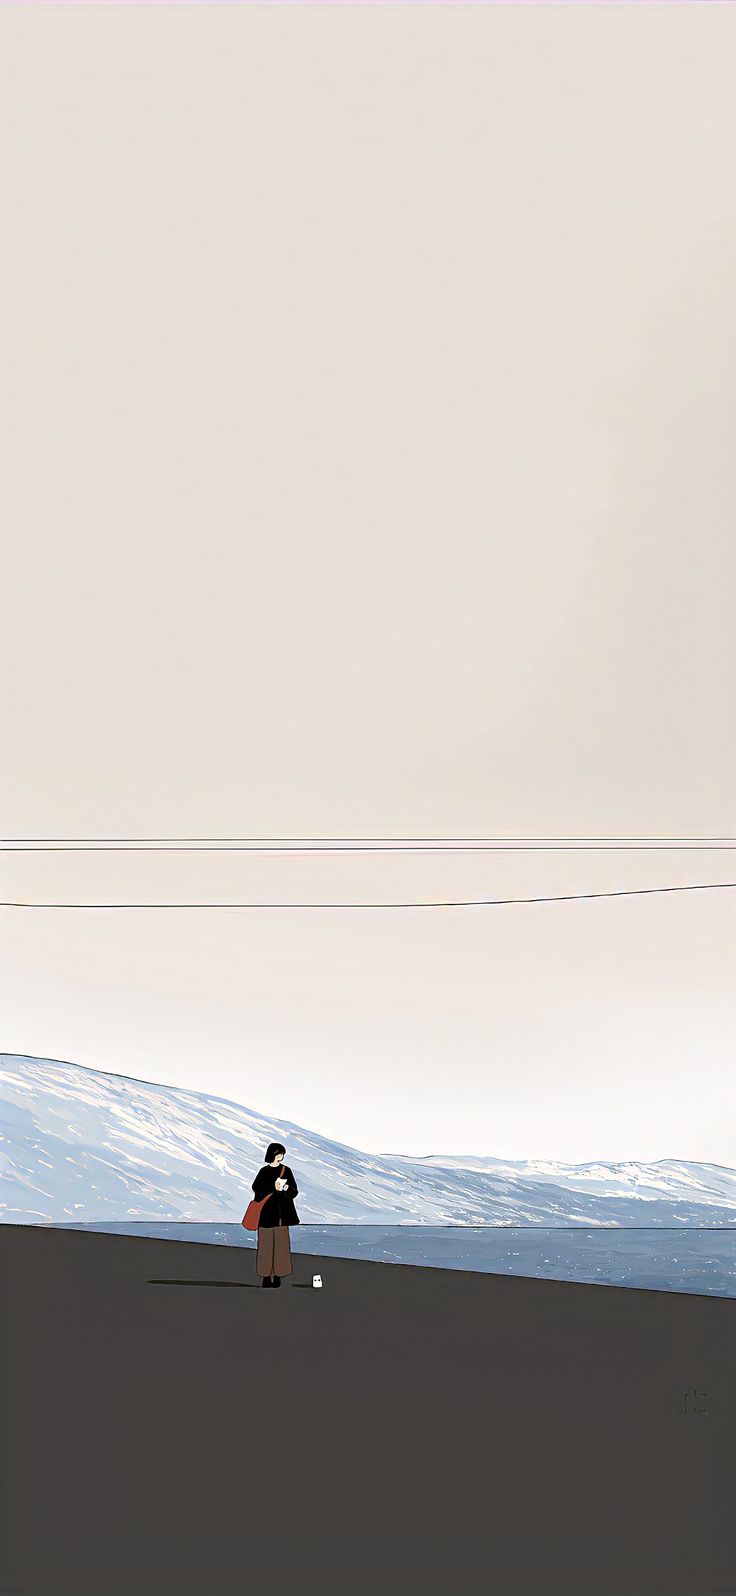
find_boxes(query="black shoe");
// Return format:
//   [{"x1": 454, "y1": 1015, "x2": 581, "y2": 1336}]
[
  {"x1": 261, "y1": 1277, "x2": 273, "y2": 1287},
  {"x1": 272, "y1": 1275, "x2": 281, "y2": 1288}
]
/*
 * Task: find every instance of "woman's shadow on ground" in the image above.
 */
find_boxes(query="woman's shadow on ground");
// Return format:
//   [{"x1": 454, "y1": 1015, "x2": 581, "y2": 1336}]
[{"x1": 147, "y1": 1278, "x2": 312, "y2": 1288}]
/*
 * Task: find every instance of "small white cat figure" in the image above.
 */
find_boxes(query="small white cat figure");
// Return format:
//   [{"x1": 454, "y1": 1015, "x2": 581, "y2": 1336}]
[{"x1": 312, "y1": 1273, "x2": 323, "y2": 1288}]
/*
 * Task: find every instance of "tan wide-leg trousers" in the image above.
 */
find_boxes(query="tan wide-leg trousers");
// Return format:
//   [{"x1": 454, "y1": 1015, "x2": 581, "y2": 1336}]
[{"x1": 256, "y1": 1221, "x2": 293, "y2": 1277}]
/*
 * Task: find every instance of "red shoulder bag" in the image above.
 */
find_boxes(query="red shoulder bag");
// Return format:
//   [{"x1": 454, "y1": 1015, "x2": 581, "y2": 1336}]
[{"x1": 242, "y1": 1166, "x2": 282, "y2": 1231}]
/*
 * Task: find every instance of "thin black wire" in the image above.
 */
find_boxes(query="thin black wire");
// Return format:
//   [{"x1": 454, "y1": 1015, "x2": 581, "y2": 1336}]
[
  {"x1": 3, "y1": 843, "x2": 735, "y2": 854},
  {"x1": 3, "y1": 835, "x2": 735, "y2": 848},
  {"x1": 2, "y1": 882, "x2": 734, "y2": 910}
]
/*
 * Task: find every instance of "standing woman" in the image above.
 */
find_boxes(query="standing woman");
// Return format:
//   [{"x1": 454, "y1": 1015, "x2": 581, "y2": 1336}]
[{"x1": 252, "y1": 1141, "x2": 300, "y2": 1287}]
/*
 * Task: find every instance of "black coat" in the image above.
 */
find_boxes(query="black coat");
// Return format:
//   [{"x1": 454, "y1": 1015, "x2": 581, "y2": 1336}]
[{"x1": 252, "y1": 1163, "x2": 300, "y2": 1228}]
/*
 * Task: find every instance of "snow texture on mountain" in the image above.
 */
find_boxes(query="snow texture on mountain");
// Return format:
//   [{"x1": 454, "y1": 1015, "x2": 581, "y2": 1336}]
[{"x1": 2, "y1": 1053, "x2": 735, "y2": 1227}]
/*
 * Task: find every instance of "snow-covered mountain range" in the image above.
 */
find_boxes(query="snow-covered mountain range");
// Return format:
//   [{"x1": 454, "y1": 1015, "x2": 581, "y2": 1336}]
[{"x1": 2, "y1": 1053, "x2": 735, "y2": 1228}]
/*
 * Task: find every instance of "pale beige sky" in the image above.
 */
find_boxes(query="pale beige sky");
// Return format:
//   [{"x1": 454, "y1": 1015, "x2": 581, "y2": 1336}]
[{"x1": 2, "y1": 4, "x2": 734, "y2": 1162}]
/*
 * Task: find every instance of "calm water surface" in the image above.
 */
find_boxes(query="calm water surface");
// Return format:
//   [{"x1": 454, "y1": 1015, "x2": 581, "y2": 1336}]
[{"x1": 47, "y1": 1220, "x2": 736, "y2": 1298}]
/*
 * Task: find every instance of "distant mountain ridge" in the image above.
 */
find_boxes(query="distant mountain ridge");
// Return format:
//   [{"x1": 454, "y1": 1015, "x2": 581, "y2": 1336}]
[{"x1": 2, "y1": 1053, "x2": 735, "y2": 1228}]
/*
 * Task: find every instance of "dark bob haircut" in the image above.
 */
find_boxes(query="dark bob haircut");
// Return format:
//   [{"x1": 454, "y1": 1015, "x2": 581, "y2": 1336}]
[{"x1": 264, "y1": 1141, "x2": 286, "y2": 1164}]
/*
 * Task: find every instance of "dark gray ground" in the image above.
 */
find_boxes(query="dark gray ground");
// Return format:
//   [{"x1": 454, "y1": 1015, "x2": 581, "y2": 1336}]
[{"x1": 1, "y1": 1224, "x2": 734, "y2": 1596}]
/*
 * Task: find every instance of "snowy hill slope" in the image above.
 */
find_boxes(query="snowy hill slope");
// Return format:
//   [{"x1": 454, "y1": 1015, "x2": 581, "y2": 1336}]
[{"x1": 2, "y1": 1054, "x2": 735, "y2": 1227}]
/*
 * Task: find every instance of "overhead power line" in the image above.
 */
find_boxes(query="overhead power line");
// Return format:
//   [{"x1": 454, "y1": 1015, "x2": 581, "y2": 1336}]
[
  {"x1": 2, "y1": 837, "x2": 735, "y2": 854},
  {"x1": 1, "y1": 882, "x2": 734, "y2": 910}
]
